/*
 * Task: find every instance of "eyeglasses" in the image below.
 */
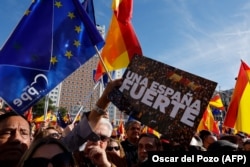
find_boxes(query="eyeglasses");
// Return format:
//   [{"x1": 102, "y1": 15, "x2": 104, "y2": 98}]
[
  {"x1": 23, "y1": 152, "x2": 74, "y2": 167},
  {"x1": 106, "y1": 146, "x2": 120, "y2": 151}
]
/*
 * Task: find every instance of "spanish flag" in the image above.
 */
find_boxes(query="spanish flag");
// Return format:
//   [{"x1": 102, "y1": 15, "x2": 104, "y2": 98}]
[
  {"x1": 209, "y1": 94, "x2": 225, "y2": 110},
  {"x1": 94, "y1": 0, "x2": 142, "y2": 81},
  {"x1": 141, "y1": 126, "x2": 161, "y2": 138},
  {"x1": 197, "y1": 105, "x2": 220, "y2": 135},
  {"x1": 223, "y1": 60, "x2": 250, "y2": 134}
]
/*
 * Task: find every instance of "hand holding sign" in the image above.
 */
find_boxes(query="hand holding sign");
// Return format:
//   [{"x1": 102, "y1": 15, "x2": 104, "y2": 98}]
[{"x1": 108, "y1": 55, "x2": 217, "y2": 146}]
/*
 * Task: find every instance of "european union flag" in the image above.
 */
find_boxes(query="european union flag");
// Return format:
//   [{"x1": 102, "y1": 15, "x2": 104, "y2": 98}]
[
  {"x1": 83, "y1": 0, "x2": 96, "y2": 25},
  {"x1": 0, "y1": 0, "x2": 53, "y2": 70},
  {"x1": 0, "y1": 0, "x2": 104, "y2": 114}
]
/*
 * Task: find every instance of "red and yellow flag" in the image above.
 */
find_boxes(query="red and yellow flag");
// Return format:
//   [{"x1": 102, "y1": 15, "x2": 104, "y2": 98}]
[
  {"x1": 209, "y1": 94, "x2": 225, "y2": 110},
  {"x1": 197, "y1": 105, "x2": 220, "y2": 135},
  {"x1": 94, "y1": 0, "x2": 142, "y2": 81},
  {"x1": 223, "y1": 60, "x2": 250, "y2": 134},
  {"x1": 24, "y1": 107, "x2": 33, "y2": 122},
  {"x1": 34, "y1": 112, "x2": 57, "y2": 123},
  {"x1": 141, "y1": 126, "x2": 161, "y2": 138}
]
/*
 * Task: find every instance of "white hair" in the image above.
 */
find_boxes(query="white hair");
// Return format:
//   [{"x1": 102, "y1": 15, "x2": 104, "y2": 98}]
[{"x1": 96, "y1": 117, "x2": 113, "y2": 137}]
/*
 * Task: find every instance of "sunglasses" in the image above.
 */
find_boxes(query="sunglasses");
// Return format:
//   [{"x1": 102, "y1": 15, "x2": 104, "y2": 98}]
[
  {"x1": 99, "y1": 134, "x2": 109, "y2": 142},
  {"x1": 106, "y1": 146, "x2": 120, "y2": 151},
  {"x1": 23, "y1": 152, "x2": 74, "y2": 167},
  {"x1": 89, "y1": 133, "x2": 110, "y2": 142}
]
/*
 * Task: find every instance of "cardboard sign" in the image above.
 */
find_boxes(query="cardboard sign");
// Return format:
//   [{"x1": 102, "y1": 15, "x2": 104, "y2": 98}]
[{"x1": 108, "y1": 55, "x2": 217, "y2": 145}]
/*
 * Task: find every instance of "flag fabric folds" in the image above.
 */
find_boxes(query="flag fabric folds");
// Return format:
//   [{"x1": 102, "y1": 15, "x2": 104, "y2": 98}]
[
  {"x1": 34, "y1": 112, "x2": 57, "y2": 123},
  {"x1": 94, "y1": 0, "x2": 142, "y2": 81},
  {"x1": 83, "y1": 0, "x2": 96, "y2": 25},
  {"x1": 0, "y1": 0, "x2": 104, "y2": 114},
  {"x1": 117, "y1": 120, "x2": 125, "y2": 136},
  {"x1": 56, "y1": 110, "x2": 68, "y2": 128},
  {"x1": 223, "y1": 60, "x2": 250, "y2": 134},
  {"x1": 141, "y1": 126, "x2": 161, "y2": 138},
  {"x1": 209, "y1": 94, "x2": 225, "y2": 110},
  {"x1": 24, "y1": 107, "x2": 33, "y2": 122},
  {"x1": 197, "y1": 105, "x2": 220, "y2": 135},
  {"x1": 0, "y1": 0, "x2": 53, "y2": 71}
]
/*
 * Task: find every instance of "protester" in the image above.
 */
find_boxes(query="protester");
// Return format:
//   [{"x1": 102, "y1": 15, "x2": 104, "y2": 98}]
[
  {"x1": 121, "y1": 119, "x2": 141, "y2": 167},
  {"x1": 0, "y1": 112, "x2": 32, "y2": 167},
  {"x1": 62, "y1": 78, "x2": 123, "y2": 152},
  {"x1": 33, "y1": 126, "x2": 62, "y2": 141},
  {"x1": 73, "y1": 117, "x2": 115, "y2": 167},
  {"x1": 198, "y1": 130, "x2": 217, "y2": 150},
  {"x1": 0, "y1": 79, "x2": 123, "y2": 167},
  {"x1": 243, "y1": 139, "x2": 250, "y2": 151},
  {"x1": 133, "y1": 133, "x2": 162, "y2": 167},
  {"x1": 17, "y1": 136, "x2": 75, "y2": 167},
  {"x1": 106, "y1": 138, "x2": 125, "y2": 157},
  {"x1": 188, "y1": 134, "x2": 206, "y2": 151}
]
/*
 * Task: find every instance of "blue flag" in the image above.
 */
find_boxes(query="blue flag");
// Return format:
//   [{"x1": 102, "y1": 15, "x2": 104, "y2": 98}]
[
  {"x1": 57, "y1": 110, "x2": 68, "y2": 128},
  {"x1": 0, "y1": 0, "x2": 104, "y2": 114},
  {"x1": 83, "y1": 0, "x2": 96, "y2": 25},
  {"x1": 0, "y1": 0, "x2": 53, "y2": 70}
]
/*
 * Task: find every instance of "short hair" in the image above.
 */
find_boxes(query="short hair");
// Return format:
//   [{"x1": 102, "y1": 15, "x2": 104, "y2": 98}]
[
  {"x1": 124, "y1": 119, "x2": 141, "y2": 132},
  {"x1": 198, "y1": 130, "x2": 213, "y2": 142},
  {"x1": 138, "y1": 133, "x2": 162, "y2": 151},
  {"x1": 96, "y1": 117, "x2": 113, "y2": 137},
  {"x1": 0, "y1": 111, "x2": 31, "y2": 133}
]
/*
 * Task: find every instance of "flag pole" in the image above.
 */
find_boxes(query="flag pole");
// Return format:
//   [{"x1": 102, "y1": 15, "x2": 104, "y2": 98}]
[
  {"x1": 43, "y1": 94, "x2": 49, "y2": 121},
  {"x1": 94, "y1": 46, "x2": 113, "y2": 81},
  {"x1": 71, "y1": 81, "x2": 100, "y2": 124}
]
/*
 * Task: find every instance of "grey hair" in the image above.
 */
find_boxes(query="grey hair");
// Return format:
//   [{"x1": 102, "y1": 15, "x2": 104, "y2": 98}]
[{"x1": 97, "y1": 117, "x2": 113, "y2": 137}]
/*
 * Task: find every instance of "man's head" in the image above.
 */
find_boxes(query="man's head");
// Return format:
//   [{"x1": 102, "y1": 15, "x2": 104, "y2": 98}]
[
  {"x1": 84, "y1": 117, "x2": 113, "y2": 154},
  {"x1": 125, "y1": 120, "x2": 141, "y2": 144},
  {"x1": 243, "y1": 139, "x2": 250, "y2": 151},
  {"x1": 198, "y1": 130, "x2": 217, "y2": 149},
  {"x1": 137, "y1": 133, "x2": 162, "y2": 163},
  {"x1": 0, "y1": 112, "x2": 32, "y2": 165}
]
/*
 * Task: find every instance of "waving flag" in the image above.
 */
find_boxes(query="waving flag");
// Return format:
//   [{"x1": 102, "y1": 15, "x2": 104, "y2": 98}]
[
  {"x1": 141, "y1": 126, "x2": 161, "y2": 138},
  {"x1": 0, "y1": 0, "x2": 53, "y2": 70},
  {"x1": 197, "y1": 105, "x2": 220, "y2": 135},
  {"x1": 0, "y1": 0, "x2": 104, "y2": 114},
  {"x1": 223, "y1": 60, "x2": 250, "y2": 134},
  {"x1": 209, "y1": 94, "x2": 225, "y2": 110},
  {"x1": 83, "y1": 0, "x2": 96, "y2": 25},
  {"x1": 57, "y1": 110, "x2": 68, "y2": 128},
  {"x1": 94, "y1": 0, "x2": 142, "y2": 81},
  {"x1": 24, "y1": 107, "x2": 33, "y2": 122},
  {"x1": 34, "y1": 111, "x2": 57, "y2": 123}
]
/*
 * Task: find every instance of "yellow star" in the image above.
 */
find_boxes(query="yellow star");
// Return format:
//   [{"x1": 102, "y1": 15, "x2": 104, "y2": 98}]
[
  {"x1": 65, "y1": 51, "x2": 73, "y2": 59},
  {"x1": 73, "y1": 40, "x2": 81, "y2": 47},
  {"x1": 55, "y1": 1, "x2": 62, "y2": 8},
  {"x1": 51, "y1": 56, "x2": 58, "y2": 65},
  {"x1": 74, "y1": 26, "x2": 82, "y2": 33},
  {"x1": 68, "y1": 12, "x2": 75, "y2": 19},
  {"x1": 25, "y1": 10, "x2": 31, "y2": 16}
]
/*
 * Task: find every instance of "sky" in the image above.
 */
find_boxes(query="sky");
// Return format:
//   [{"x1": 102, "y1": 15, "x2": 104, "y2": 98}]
[{"x1": 1, "y1": 0, "x2": 250, "y2": 91}]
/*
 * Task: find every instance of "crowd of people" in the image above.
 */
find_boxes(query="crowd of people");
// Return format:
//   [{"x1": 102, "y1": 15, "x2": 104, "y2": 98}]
[{"x1": 0, "y1": 79, "x2": 250, "y2": 167}]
